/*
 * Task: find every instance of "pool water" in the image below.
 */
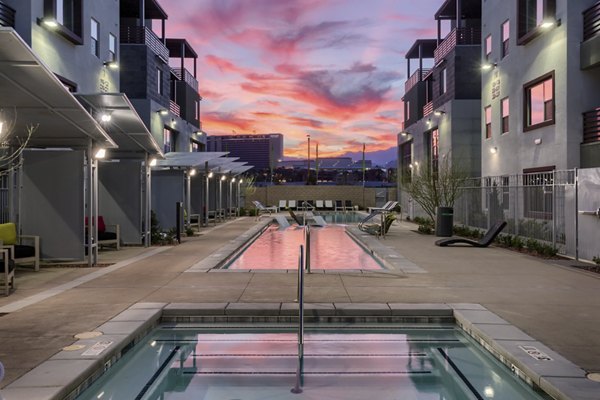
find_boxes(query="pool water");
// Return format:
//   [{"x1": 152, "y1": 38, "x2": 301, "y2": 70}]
[
  {"x1": 77, "y1": 325, "x2": 549, "y2": 400},
  {"x1": 226, "y1": 224, "x2": 382, "y2": 270}
]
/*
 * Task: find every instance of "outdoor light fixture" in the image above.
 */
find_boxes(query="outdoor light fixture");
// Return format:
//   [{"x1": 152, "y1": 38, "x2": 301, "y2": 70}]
[
  {"x1": 534, "y1": 138, "x2": 542, "y2": 145},
  {"x1": 158, "y1": 109, "x2": 168, "y2": 116},
  {"x1": 171, "y1": 118, "x2": 176, "y2": 126},
  {"x1": 434, "y1": 110, "x2": 445, "y2": 117},
  {"x1": 149, "y1": 158, "x2": 157, "y2": 167},
  {"x1": 481, "y1": 62, "x2": 497, "y2": 71},
  {"x1": 94, "y1": 148, "x2": 106, "y2": 159},
  {"x1": 400, "y1": 131, "x2": 408, "y2": 137},
  {"x1": 41, "y1": 18, "x2": 58, "y2": 28},
  {"x1": 490, "y1": 146, "x2": 498, "y2": 154},
  {"x1": 239, "y1": 179, "x2": 243, "y2": 184},
  {"x1": 409, "y1": 164, "x2": 413, "y2": 169},
  {"x1": 208, "y1": 172, "x2": 214, "y2": 178},
  {"x1": 540, "y1": 18, "x2": 560, "y2": 29},
  {"x1": 0, "y1": 121, "x2": 3, "y2": 135},
  {"x1": 189, "y1": 168, "x2": 197, "y2": 176},
  {"x1": 100, "y1": 112, "x2": 112, "y2": 123},
  {"x1": 221, "y1": 175, "x2": 226, "y2": 181},
  {"x1": 103, "y1": 61, "x2": 119, "y2": 69},
  {"x1": 232, "y1": 178, "x2": 236, "y2": 183},
  {"x1": 426, "y1": 119, "x2": 432, "y2": 126},
  {"x1": 414, "y1": 161, "x2": 419, "y2": 166}
]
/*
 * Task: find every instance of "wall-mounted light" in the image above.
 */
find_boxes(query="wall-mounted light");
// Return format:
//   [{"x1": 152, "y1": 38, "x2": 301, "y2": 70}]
[
  {"x1": 434, "y1": 110, "x2": 445, "y2": 117},
  {"x1": 41, "y1": 18, "x2": 58, "y2": 28},
  {"x1": 94, "y1": 148, "x2": 106, "y2": 159},
  {"x1": 540, "y1": 18, "x2": 561, "y2": 29},
  {"x1": 189, "y1": 168, "x2": 197, "y2": 176},
  {"x1": 171, "y1": 118, "x2": 176, "y2": 126},
  {"x1": 481, "y1": 62, "x2": 497, "y2": 71},
  {"x1": 400, "y1": 131, "x2": 408, "y2": 137},
  {"x1": 158, "y1": 109, "x2": 168, "y2": 116},
  {"x1": 208, "y1": 172, "x2": 214, "y2": 178},
  {"x1": 232, "y1": 177, "x2": 236, "y2": 183},
  {"x1": 221, "y1": 175, "x2": 226, "y2": 181},
  {"x1": 426, "y1": 119, "x2": 432, "y2": 127},
  {"x1": 149, "y1": 158, "x2": 157, "y2": 167},
  {"x1": 490, "y1": 146, "x2": 498, "y2": 154},
  {"x1": 239, "y1": 179, "x2": 243, "y2": 184},
  {"x1": 534, "y1": 138, "x2": 542, "y2": 145},
  {"x1": 103, "y1": 61, "x2": 119, "y2": 69}
]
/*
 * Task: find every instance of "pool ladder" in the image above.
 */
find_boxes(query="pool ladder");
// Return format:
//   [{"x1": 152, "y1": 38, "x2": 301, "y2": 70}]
[{"x1": 292, "y1": 226, "x2": 310, "y2": 394}]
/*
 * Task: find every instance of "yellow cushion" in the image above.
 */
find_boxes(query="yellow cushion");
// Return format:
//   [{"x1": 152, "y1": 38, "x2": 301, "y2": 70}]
[{"x1": 0, "y1": 223, "x2": 17, "y2": 245}]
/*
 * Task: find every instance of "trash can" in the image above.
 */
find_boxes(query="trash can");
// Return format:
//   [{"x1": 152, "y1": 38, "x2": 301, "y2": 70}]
[{"x1": 435, "y1": 206, "x2": 454, "y2": 237}]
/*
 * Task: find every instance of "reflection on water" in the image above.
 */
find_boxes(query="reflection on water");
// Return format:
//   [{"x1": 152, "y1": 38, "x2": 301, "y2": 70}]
[{"x1": 228, "y1": 225, "x2": 381, "y2": 270}]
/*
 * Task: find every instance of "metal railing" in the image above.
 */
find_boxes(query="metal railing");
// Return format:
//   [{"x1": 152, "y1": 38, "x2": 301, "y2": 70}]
[
  {"x1": 423, "y1": 101, "x2": 433, "y2": 117},
  {"x1": 0, "y1": 2, "x2": 15, "y2": 28},
  {"x1": 434, "y1": 27, "x2": 482, "y2": 63},
  {"x1": 169, "y1": 100, "x2": 180, "y2": 117},
  {"x1": 171, "y1": 67, "x2": 199, "y2": 92},
  {"x1": 120, "y1": 25, "x2": 169, "y2": 63},
  {"x1": 583, "y1": 107, "x2": 600, "y2": 143},
  {"x1": 292, "y1": 243, "x2": 305, "y2": 394},
  {"x1": 404, "y1": 68, "x2": 431, "y2": 93},
  {"x1": 583, "y1": 2, "x2": 600, "y2": 41}
]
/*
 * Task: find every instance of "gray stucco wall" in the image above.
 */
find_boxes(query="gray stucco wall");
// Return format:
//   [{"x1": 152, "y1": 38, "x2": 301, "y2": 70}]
[
  {"x1": 151, "y1": 169, "x2": 184, "y2": 231},
  {"x1": 98, "y1": 161, "x2": 143, "y2": 245},
  {"x1": 21, "y1": 150, "x2": 84, "y2": 260}
]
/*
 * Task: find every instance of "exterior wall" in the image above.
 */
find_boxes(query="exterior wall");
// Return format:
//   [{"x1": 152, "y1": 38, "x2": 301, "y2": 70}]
[
  {"x1": 246, "y1": 186, "x2": 397, "y2": 210},
  {"x1": 173, "y1": 80, "x2": 200, "y2": 128},
  {"x1": 481, "y1": 0, "x2": 600, "y2": 177},
  {"x1": 402, "y1": 81, "x2": 427, "y2": 128},
  {"x1": 120, "y1": 44, "x2": 170, "y2": 108},
  {"x1": 6, "y1": 0, "x2": 120, "y2": 93}
]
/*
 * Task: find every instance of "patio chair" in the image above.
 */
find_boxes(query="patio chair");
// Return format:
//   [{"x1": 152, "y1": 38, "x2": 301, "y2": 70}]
[
  {"x1": 360, "y1": 213, "x2": 396, "y2": 237},
  {"x1": 288, "y1": 200, "x2": 297, "y2": 210},
  {"x1": 334, "y1": 200, "x2": 344, "y2": 211},
  {"x1": 252, "y1": 200, "x2": 277, "y2": 215},
  {"x1": 278, "y1": 200, "x2": 287, "y2": 210},
  {"x1": 324, "y1": 200, "x2": 334, "y2": 210},
  {"x1": 315, "y1": 200, "x2": 324, "y2": 209},
  {"x1": 0, "y1": 248, "x2": 15, "y2": 296},
  {"x1": 0, "y1": 222, "x2": 40, "y2": 271},
  {"x1": 344, "y1": 200, "x2": 354, "y2": 211},
  {"x1": 435, "y1": 221, "x2": 507, "y2": 247}
]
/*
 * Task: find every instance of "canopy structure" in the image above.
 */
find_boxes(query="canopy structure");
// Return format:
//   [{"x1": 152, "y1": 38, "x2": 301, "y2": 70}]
[
  {"x1": 0, "y1": 29, "x2": 116, "y2": 149},
  {"x1": 76, "y1": 93, "x2": 163, "y2": 159},
  {"x1": 153, "y1": 151, "x2": 229, "y2": 168}
]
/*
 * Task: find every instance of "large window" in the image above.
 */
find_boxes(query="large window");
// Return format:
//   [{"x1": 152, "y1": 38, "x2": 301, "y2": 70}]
[
  {"x1": 518, "y1": 0, "x2": 556, "y2": 44},
  {"x1": 90, "y1": 18, "x2": 99, "y2": 57},
  {"x1": 501, "y1": 20, "x2": 510, "y2": 58},
  {"x1": 501, "y1": 97, "x2": 509, "y2": 134},
  {"x1": 523, "y1": 167, "x2": 554, "y2": 219},
  {"x1": 44, "y1": 0, "x2": 82, "y2": 43},
  {"x1": 439, "y1": 68, "x2": 447, "y2": 95},
  {"x1": 484, "y1": 35, "x2": 492, "y2": 61},
  {"x1": 524, "y1": 72, "x2": 554, "y2": 130},
  {"x1": 484, "y1": 106, "x2": 492, "y2": 138}
]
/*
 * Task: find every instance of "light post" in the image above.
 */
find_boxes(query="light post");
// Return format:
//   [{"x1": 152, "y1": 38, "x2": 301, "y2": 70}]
[
  {"x1": 219, "y1": 175, "x2": 225, "y2": 220},
  {"x1": 229, "y1": 176, "x2": 235, "y2": 218},
  {"x1": 237, "y1": 178, "x2": 243, "y2": 212},
  {"x1": 306, "y1": 134, "x2": 311, "y2": 185}
]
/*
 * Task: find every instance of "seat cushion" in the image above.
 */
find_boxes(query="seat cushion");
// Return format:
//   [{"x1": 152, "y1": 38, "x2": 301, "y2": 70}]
[
  {"x1": 0, "y1": 223, "x2": 17, "y2": 245},
  {"x1": 98, "y1": 231, "x2": 117, "y2": 241},
  {"x1": 14, "y1": 245, "x2": 35, "y2": 259},
  {"x1": 85, "y1": 217, "x2": 106, "y2": 233},
  {"x1": 0, "y1": 258, "x2": 15, "y2": 273}
]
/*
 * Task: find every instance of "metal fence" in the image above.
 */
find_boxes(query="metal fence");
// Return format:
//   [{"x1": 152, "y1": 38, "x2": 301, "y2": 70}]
[
  {"x1": 0, "y1": 174, "x2": 9, "y2": 223},
  {"x1": 453, "y1": 170, "x2": 576, "y2": 254}
]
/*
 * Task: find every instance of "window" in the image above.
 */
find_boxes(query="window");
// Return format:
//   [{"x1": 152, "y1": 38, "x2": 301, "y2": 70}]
[
  {"x1": 43, "y1": 0, "x2": 82, "y2": 43},
  {"x1": 518, "y1": 0, "x2": 556, "y2": 43},
  {"x1": 405, "y1": 101, "x2": 410, "y2": 122},
  {"x1": 163, "y1": 128, "x2": 176, "y2": 153},
  {"x1": 190, "y1": 140, "x2": 201, "y2": 152},
  {"x1": 484, "y1": 35, "x2": 492, "y2": 61},
  {"x1": 157, "y1": 68, "x2": 163, "y2": 95},
  {"x1": 501, "y1": 20, "x2": 510, "y2": 58},
  {"x1": 484, "y1": 106, "x2": 492, "y2": 138},
  {"x1": 439, "y1": 68, "x2": 447, "y2": 95},
  {"x1": 108, "y1": 33, "x2": 116, "y2": 61},
  {"x1": 501, "y1": 97, "x2": 509, "y2": 133},
  {"x1": 400, "y1": 141, "x2": 412, "y2": 182},
  {"x1": 523, "y1": 167, "x2": 554, "y2": 219},
  {"x1": 524, "y1": 72, "x2": 554, "y2": 130},
  {"x1": 195, "y1": 100, "x2": 199, "y2": 120},
  {"x1": 90, "y1": 18, "x2": 99, "y2": 57},
  {"x1": 431, "y1": 128, "x2": 439, "y2": 176}
]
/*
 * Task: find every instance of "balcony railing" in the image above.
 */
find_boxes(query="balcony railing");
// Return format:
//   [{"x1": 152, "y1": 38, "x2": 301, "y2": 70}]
[
  {"x1": 583, "y1": 2, "x2": 600, "y2": 41},
  {"x1": 120, "y1": 25, "x2": 169, "y2": 63},
  {"x1": 583, "y1": 107, "x2": 600, "y2": 143},
  {"x1": 0, "y1": 2, "x2": 15, "y2": 28},
  {"x1": 423, "y1": 101, "x2": 433, "y2": 117},
  {"x1": 405, "y1": 68, "x2": 431, "y2": 93},
  {"x1": 171, "y1": 67, "x2": 198, "y2": 92},
  {"x1": 169, "y1": 100, "x2": 180, "y2": 117},
  {"x1": 434, "y1": 27, "x2": 482, "y2": 63}
]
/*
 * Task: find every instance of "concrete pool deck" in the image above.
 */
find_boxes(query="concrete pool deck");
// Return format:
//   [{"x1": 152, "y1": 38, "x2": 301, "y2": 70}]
[{"x1": 0, "y1": 216, "x2": 599, "y2": 398}]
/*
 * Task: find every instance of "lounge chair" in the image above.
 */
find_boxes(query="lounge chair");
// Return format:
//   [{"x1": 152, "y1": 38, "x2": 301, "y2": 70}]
[
  {"x1": 324, "y1": 200, "x2": 334, "y2": 210},
  {"x1": 344, "y1": 200, "x2": 353, "y2": 211},
  {"x1": 0, "y1": 222, "x2": 40, "y2": 271},
  {"x1": 334, "y1": 200, "x2": 344, "y2": 212},
  {"x1": 278, "y1": 200, "x2": 287, "y2": 210},
  {"x1": 252, "y1": 200, "x2": 278, "y2": 215},
  {"x1": 360, "y1": 213, "x2": 396, "y2": 237},
  {"x1": 368, "y1": 201, "x2": 397, "y2": 213},
  {"x1": 288, "y1": 200, "x2": 297, "y2": 210},
  {"x1": 315, "y1": 200, "x2": 324, "y2": 209},
  {"x1": 0, "y1": 248, "x2": 15, "y2": 296},
  {"x1": 435, "y1": 221, "x2": 507, "y2": 247}
]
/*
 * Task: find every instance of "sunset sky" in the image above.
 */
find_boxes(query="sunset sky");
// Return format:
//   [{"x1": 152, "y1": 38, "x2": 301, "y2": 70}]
[{"x1": 159, "y1": 0, "x2": 445, "y2": 161}]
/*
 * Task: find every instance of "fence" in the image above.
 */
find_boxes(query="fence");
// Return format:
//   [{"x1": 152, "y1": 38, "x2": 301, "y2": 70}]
[{"x1": 0, "y1": 174, "x2": 8, "y2": 223}]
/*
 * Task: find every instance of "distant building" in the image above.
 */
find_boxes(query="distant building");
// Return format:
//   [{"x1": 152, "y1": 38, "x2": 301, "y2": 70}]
[
  {"x1": 277, "y1": 157, "x2": 372, "y2": 170},
  {"x1": 207, "y1": 134, "x2": 283, "y2": 170}
]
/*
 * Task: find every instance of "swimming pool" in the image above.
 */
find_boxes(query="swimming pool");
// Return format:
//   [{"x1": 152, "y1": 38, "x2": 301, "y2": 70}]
[
  {"x1": 225, "y1": 224, "x2": 383, "y2": 270},
  {"x1": 77, "y1": 324, "x2": 549, "y2": 400}
]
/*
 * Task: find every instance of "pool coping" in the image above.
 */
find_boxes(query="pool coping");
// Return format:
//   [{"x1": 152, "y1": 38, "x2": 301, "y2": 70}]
[{"x1": 2, "y1": 303, "x2": 598, "y2": 400}]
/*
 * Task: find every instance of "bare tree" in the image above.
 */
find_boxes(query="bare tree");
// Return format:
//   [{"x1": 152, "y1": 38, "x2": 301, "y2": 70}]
[
  {"x1": 0, "y1": 108, "x2": 37, "y2": 176},
  {"x1": 402, "y1": 153, "x2": 468, "y2": 224}
]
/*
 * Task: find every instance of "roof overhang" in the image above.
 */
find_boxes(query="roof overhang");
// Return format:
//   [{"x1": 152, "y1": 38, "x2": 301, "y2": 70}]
[
  {"x1": 153, "y1": 152, "x2": 229, "y2": 169},
  {"x1": 76, "y1": 93, "x2": 163, "y2": 159},
  {"x1": 165, "y1": 38, "x2": 198, "y2": 59},
  {"x1": 120, "y1": 0, "x2": 168, "y2": 20},
  {"x1": 230, "y1": 165, "x2": 253, "y2": 175},
  {"x1": 0, "y1": 28, "x2": 116, "y2": 149},
  {"x1": 405, "y1": 39, "x2": 438, "y2": 59},
  {"x1": 435, "y1": 0, "x2": 481, "y2": 20},
  {"x1": 213, "y1": 161, "x2": 248, "y2": 174}
]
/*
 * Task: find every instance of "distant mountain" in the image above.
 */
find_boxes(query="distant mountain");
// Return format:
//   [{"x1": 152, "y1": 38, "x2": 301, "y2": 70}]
[{"x1": 341, "y1": 146, "x2": 397, "y2": 167}]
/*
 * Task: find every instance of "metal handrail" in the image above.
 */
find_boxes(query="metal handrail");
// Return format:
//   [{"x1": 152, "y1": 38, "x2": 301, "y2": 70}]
[
  {"x1": 304, "y1": 225, "x2": 311, "y2": 273},
  {"x1": 292, "y1": 244, "x2": 304, "y2": 394}
]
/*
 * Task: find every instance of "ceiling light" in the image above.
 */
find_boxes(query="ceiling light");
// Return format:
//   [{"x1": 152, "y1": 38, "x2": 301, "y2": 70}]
[
  {"x1": 208, "y1": 172, "x2": 214, "y2": 178},
  {"x1": 94, "y1": 148, "x2": 106, "y2": 159},
  {"x1": 490, "y1": 146, "x2": 498, "y2": 154},
  {"x1": 239, "y1": 179, "x2": 243, "y2": 184},
  {"x1": 189, "y1": 168, "x2": 197, "y2": 176},
  {"x1": 149, "y1": 158, "x2": 157, "y2": 167},
  {"x1": 100, "y1": 113, "x2": 111, "y2": 122},
  {"x1": 221, "y1": 175, "x2": 226, "y2": 181}
]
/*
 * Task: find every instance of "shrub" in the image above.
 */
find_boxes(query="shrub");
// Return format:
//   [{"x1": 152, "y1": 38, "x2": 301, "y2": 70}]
[
  {"x1": 417, "y1": 218, "x2": 434, "y2": 234},
  {"x1": 511, "y1": 236, "x2": 524, "y2": 250},
  {"x1": 185, "y1": 227, "x2": 195, "y2": 237},
  {"x1": 594, "y1": 256, "x2": 600, "y2": 266}
]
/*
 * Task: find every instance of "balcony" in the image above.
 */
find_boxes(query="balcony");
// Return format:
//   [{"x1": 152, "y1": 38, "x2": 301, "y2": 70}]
[
  {"x1": 583, "y1": 107, "x2": 600, "y2": 143},
  {"x1": 582, "y1": 2, "x2": 600, "y2": 69},
  {"x1": 405, "y1": 68, "x2": 431, "y2": 93},
  {"x1": 434, "y1": 27, "x2": 481, "y2": 64},
  {"x1": 120, "y1": 25, "x2": 169, "y2": 63},
  {"x1": 0, "y1": 2, "x2": 15, "y2": 28},
  {"x1": 584, "y1": 2, "x2": 600, "y2": 41},
  {"x1": 171, "y1": 67, "x2": 198, "y2": 92}
]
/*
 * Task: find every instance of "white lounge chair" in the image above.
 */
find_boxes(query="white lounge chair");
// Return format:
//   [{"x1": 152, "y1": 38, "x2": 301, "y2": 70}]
[
  {"x1": 278, "y1": 200, "x2": 287, "y2": 210},
  {"x1": 288, "y1": 200, "x2": 297, "y2": 210},
  {"x1": 252, "y1": 201, "x2": 278, "y2": 215},
  {"x1": 315, "y1": 200, "x2": 324, "y2": 209},
  {"x1": 368, "y1": 201, "x2": 397, "y2": 213},
  {"x1": 324, "y1": 200, "x2": 334, "y2": 210}
]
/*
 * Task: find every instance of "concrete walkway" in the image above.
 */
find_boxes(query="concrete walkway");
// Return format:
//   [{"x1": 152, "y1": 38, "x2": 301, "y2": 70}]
[{"x1": 0, "y1": 216, "x2": 599, "y2": 391}]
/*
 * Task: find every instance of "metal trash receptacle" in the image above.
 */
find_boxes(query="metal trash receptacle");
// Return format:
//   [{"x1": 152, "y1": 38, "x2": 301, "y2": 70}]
[{"x1": 435, "y1": 206, "x2": 454, "y2": 237}]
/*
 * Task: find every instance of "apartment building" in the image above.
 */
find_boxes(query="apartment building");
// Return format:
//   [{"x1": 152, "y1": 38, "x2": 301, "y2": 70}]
[{"x1": 207, "y1": 134, "x2": 284, "y2": 170}]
